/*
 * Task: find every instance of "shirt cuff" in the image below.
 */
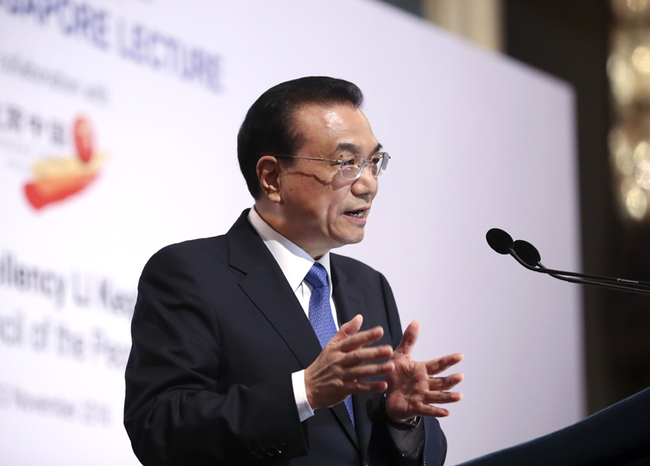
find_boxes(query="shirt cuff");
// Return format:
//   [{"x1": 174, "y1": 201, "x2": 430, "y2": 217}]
[{"x1": 292, "y1": 370, "x2": 315, "y2": 422}]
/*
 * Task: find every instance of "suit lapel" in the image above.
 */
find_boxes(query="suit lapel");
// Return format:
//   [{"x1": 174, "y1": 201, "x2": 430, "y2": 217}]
[
  {"x1": 226, "y1": 212, "x2": 361, "y2": 449},
  {"x1": 331, "y1": 256, "x2": 372, "y2": 455},
  {"x1": 227, "y1": 211, "x2": 321, "y2": 369},
  {"x1": 330, "y1": 254, "x2": 385, "y2": 460}
]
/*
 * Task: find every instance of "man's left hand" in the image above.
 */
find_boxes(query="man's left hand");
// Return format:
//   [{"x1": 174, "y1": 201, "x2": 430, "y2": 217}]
[{"x1": 384, "y1": 321, "x2": 464, "y2": 424}]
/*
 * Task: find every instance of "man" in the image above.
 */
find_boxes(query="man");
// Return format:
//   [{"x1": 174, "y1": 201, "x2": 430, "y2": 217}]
[{"x1": 124, "y1": 76, "x2": 463, "y2": 465}]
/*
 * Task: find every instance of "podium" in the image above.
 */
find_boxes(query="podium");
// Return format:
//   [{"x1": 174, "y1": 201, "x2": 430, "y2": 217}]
[{"x1": 457, "y1": 387, "x2": 650, "y2": 465}]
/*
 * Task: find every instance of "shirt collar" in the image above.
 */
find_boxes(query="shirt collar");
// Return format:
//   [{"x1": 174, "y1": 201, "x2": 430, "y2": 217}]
[{"x1": 248, "y1": 207, "x2": 332, "y2": 293}]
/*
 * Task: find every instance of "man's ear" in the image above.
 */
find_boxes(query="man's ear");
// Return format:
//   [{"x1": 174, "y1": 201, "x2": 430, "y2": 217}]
[{"x1": 257, "y1": 155, "x2": 282, "y2": 203}]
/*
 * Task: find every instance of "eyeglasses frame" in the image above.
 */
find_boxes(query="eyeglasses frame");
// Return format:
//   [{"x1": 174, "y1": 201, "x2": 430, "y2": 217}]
[{"x1": 273, "y1": 152, "x2": 390, "y2": 181}]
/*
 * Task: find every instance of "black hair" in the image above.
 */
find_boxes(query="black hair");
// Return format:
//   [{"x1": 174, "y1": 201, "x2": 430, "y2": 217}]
[{"x1": 237, "y1": 76, "x2": 364, "y2": 198}]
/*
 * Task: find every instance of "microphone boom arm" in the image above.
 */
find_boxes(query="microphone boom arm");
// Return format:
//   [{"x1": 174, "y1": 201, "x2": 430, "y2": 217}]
[
  {"x1": 508, "y1": 247, "x2": 650, "y2": 295},
  {"x1": 487, "y1": 228, "x2": 650, "y2": 296}
]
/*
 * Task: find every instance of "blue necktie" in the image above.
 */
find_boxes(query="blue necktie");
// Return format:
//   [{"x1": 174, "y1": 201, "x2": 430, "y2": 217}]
[{"x1": 305, "y1": 262, "x2": 355, "y2": 426}]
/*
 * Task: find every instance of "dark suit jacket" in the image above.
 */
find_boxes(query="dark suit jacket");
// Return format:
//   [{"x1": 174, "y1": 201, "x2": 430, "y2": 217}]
[{"x1": 124, "y1": 210, "x2": 447, "y2": 465}]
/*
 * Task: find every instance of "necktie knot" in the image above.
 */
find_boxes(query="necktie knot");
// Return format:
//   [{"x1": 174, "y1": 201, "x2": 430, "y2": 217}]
[{"x1": 305, "y1": 262, "x2": 328, "y2": 289}]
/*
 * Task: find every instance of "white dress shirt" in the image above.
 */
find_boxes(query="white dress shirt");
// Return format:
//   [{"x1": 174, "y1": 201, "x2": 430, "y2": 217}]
[
  {"x1": 248, "y1": 208, "x2": 425, "y2": 457},
  {"x1": 248, "y1": 207, "x2": 339, "y2": 422}
]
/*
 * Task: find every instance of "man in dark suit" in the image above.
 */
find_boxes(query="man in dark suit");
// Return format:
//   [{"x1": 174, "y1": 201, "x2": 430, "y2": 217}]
[{"x1": 124, "y1": 76, "x2": 463, "y2": 465}]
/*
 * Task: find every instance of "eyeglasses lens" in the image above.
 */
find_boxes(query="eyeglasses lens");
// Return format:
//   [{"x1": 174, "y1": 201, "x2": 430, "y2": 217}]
[{"x1": 339, "y1": 153, "x2": 389, "y2": 180}]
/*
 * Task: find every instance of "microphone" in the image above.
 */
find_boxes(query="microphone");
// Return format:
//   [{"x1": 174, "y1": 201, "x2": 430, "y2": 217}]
[{"x1": 486, "y1": 228, "x2": 650, "y2": 295}]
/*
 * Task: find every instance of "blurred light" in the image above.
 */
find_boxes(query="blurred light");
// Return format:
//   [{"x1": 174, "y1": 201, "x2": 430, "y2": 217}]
[
  {"x1": 632, "y1": 45, "x2": 650, "y2": 73},
  {"x1": 624, "y1": 182, "x2": 648, "y2": 218},
  {"x1": 628, "y1": 0, "x2": 648, "y2": 12},
  {"x1": 608, "y1": 52, "x2": 636, "y2": 104},
  {"x1": 610, "y1": 0, "x2": 650, "y2": 221},
  {"x1": 610, "y1": 128, "x2": 636, "y2": 174},
  {"x1": 635, "y1": 159, "x2": 650, "y2": 188},
  {"x1": 634, "y1": 140, "x2": 650, "y2": 161}
]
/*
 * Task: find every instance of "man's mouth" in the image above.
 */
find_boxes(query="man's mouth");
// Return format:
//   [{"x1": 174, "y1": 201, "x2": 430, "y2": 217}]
[{"x1": 344, "y1": 209, "x2": 366, "y2": 218}]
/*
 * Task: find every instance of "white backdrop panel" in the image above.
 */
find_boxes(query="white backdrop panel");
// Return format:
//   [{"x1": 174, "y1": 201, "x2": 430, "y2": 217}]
[{"x1": 0, "y1": 1, "x2": 581, "y2": 464}]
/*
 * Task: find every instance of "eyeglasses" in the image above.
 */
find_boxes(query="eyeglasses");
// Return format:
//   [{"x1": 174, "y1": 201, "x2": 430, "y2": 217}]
[{"x1": 274, "y1": 152, "x2": 391, "y2": 181}]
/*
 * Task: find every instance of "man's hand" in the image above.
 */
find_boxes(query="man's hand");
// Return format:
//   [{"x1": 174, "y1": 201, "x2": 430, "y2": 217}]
[
  {"x1": 384, "y1": 321, "x2": 463, "y2": 423},
  {"x1": 305, "y1": 314, "x2": 395, "y2": 410}
]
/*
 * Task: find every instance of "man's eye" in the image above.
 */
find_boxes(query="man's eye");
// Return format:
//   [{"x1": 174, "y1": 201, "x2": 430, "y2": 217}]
[{"x1": 342, "y1": 158, "x2": 357, "y2": 167}]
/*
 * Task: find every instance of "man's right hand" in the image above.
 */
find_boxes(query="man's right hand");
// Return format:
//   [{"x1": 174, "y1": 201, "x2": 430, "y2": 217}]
[{"x1": 304, "y1": 314, "x2": 395, "y2": 410}]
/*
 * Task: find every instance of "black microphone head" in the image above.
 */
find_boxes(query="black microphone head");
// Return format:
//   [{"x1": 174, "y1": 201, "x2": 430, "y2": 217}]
[
  {"x1": 486, "y1": 228, "x2": 514, "y2": 255},
  {"x1": 513, "y1": 240, "x2": 541, "y2": 266}
]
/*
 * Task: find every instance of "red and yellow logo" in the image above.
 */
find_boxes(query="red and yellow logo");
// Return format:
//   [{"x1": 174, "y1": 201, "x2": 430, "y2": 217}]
[{"x1": 24, "y1": 116, "x2": 107, "y2": 210}]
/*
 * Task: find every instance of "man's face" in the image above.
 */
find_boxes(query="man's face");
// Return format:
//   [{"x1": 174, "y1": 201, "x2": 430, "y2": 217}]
[{"x1": 276, "y1": 103, "x2": 380, "y2": 259}]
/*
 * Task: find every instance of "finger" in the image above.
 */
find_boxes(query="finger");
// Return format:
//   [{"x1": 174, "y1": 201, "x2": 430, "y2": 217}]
[
  {"x1": 345, "y1": 380, "x2": 388, "y2": 394},
  {"x1": 425, "y1": 353, "x2": 464, "y2": 375},
  {"x1": 337, "y1": 326, "x2": 385, "y2": 352},
  {"x1": 341, "y1": 360, "x2": 394, "y2": 381},
  {"x1": 341, "y1": 345, "x2": 393, "y2": 368},
  {"x1": 428, "y1": 372, "x2": 464, "y2": 390},
  {"x1": 328, "y1": 315, "x2": 363, "y2": 346},
  {"x1": 423, "y1": 391, "x2": 463, "y2": 405},
  {"x1": 393, "y1": 321, "x2": 420, "y2": 356},
  {"x1": 410, "y1": 404, "x2": 452, "y2": 418}
]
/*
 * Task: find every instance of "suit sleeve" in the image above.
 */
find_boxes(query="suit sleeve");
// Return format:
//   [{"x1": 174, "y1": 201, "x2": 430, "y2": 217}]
[
  {"x1": 124, "y1": 246, "x2": 308, "y2": 465},
  {"x1": 371, "y1": 272, "x2": 448, "y2": 466}
]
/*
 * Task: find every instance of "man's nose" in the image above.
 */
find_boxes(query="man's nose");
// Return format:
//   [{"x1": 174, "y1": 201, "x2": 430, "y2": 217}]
[{"x1": 352, "y1": 163, "x2": 379, "y2": 196}]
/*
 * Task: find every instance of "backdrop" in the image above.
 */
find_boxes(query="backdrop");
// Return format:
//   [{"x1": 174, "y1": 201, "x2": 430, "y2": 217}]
[{"x1": 0, "y1": 1, "x2": 581, "y2": 464}]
